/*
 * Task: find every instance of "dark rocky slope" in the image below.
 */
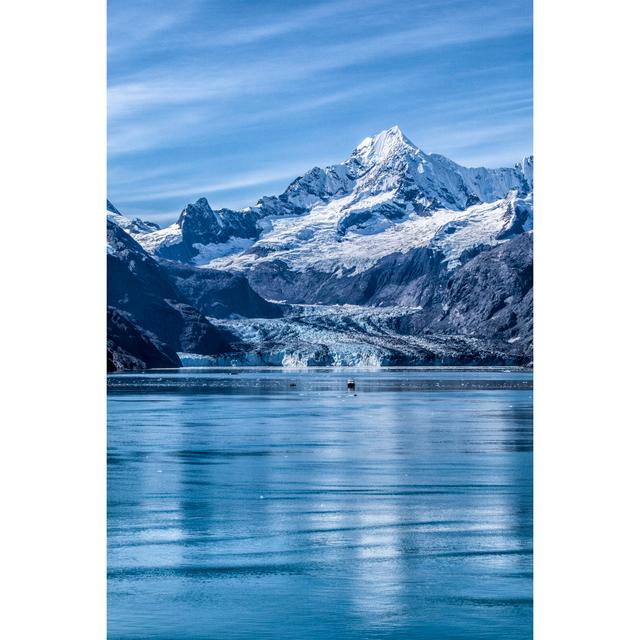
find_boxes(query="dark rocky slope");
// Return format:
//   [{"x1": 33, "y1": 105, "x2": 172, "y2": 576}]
[
  {"x1": 107, "y1": 220, "x2": 235, "y2": 370},
  {"x1": 245, "y1": 246, "x2": 448, "y2": 307},
  {"x1": 396, "y1": 233, "x2": 533, "y2": 362},
  {"x1": 438, "y1": 232, "x2": 533, "y2": 360},
  {"x1": 164, "y1": 263, "x2": 285, "y2": 319},
  {"x1": 107, "y1": 307, "x2": 180, "y2": 371}
]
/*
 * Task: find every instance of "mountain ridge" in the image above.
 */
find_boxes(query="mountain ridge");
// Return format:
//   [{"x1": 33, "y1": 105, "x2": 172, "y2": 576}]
[
  {"x1": 107, "y1": 126, "x2": 533, "y2": 369},
  {"x1": 124, "y1": 126, "x2": 532, "y2": 271}
]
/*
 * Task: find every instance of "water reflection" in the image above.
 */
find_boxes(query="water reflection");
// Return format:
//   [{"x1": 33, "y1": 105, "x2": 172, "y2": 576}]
[{"x1": 108, "y1": 369, "x2": 532, "y2": 639}]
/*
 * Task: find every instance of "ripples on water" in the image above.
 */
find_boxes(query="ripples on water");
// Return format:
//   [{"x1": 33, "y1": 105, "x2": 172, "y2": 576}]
[{"x1": 108, "y1": 368, "x2": 532, "y2": 639}]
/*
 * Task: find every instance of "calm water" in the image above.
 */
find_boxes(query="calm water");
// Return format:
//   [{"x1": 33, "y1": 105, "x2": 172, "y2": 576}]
[{"x1": 108, "y1": 368, "x2": 533, "y2": 639}]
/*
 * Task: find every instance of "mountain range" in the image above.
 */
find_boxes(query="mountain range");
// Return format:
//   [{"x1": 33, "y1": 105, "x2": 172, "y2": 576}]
[{"x1": 107, "y1": 126, "x2": 533, "y2": 369}]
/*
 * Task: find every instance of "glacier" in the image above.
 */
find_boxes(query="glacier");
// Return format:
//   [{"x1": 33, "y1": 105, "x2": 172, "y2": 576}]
[{"x1": 176, "y1": 303, "x2": 525, "y2": 368}]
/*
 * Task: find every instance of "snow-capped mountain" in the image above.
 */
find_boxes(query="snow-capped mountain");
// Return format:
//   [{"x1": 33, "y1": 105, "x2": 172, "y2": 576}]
[
  {"x1": 107, "y1": 199, "x2": 160, "y2": 236},
  {"x1": 107, "y1": 126, "x2": 533, "y2": 369},
  {"x1": 133, "y1": 126, "x2": 532, "y2": 274}
]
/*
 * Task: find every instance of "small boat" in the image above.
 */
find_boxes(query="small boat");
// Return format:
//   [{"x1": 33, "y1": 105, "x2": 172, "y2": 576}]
[{"x1": 346, "y1": 378, "x2": 356, "y2": 390}]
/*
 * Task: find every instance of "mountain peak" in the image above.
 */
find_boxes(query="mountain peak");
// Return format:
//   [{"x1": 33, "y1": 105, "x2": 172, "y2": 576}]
[
  {"x1": 178, "y1": 197, "x2": 213, "y2": 226},
  {"x1": 377, "y1": 124, "x2": 405, "y2": 139},
  {"x1": 352, "y1": 125, "x2": 417, "y2": 165}
]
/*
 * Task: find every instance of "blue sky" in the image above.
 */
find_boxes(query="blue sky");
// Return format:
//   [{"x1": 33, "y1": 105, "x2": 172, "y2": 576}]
[{"x1": 108, "y1": 0, "x2": 532, "y2": 224}]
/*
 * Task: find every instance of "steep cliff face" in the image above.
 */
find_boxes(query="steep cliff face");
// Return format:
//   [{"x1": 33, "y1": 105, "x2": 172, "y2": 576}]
[
  {"x1": 390, "y1": 233, "x2": 532, "y2": 361},
  {"x1": 107, "y1": 220, "x2": 235, "y2": 369},
  {"x1": 107, "y1": 307, "x2": 180, "y2": 372},
  {"x1": 163, "y1": 263, "x2": 286, "y2": 319},
  {"x1": 435, "y1": 232, "x2": 533, "y2": 359}
]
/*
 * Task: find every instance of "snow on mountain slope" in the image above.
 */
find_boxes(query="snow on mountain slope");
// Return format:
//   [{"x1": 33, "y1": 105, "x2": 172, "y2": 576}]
[
  {"x1": 209, "y1": 190, "x2": 531, "y2": 275},
  {"x1": 106, "y1": 199, "x2": 160, "y2": 236},
  {"x1": 134, "y1": 222, "x2": 182, "y2": 251},
  {"x1": 129, "y1": 126, "x2": 533, "y2": 274},
  {"x1": 344, "y1": 125, "x2": 531, "y2": 209}
]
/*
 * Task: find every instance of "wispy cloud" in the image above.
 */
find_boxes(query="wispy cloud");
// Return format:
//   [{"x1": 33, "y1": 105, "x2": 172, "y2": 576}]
[
  {"x1": 213, "y1": 0, "x2": 379, "y2": 46},
  {"x1": 108, "y1": 74, "x2": 426, "y2": 155},
  {"x1": 114, "y1": 160, "x2": 333, "y2": 204},
  {"x1": 107, "y1": 2, "x2": 197, "y2": 58},
  {"x1": 107, "y1": 0, "x2": 532, "y2": 222},
  {"x1": 109, "y1": 4, "x2": 530, "y2": 120}
]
